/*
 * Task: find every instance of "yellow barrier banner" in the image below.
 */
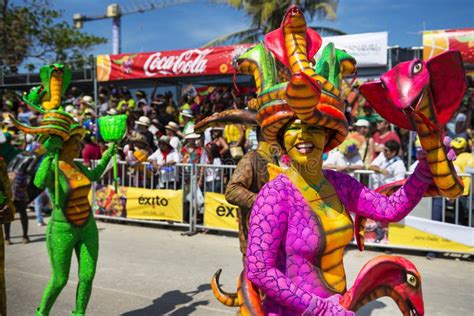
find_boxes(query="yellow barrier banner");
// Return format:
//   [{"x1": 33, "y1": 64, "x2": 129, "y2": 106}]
[
  {"x1": 92, "y1": 185, "x2": 183, "y2": 222},
  {"x1": 204, "y1": 192, "x2": 239, "y2": 231},
  {"x1": 388, "y1": 223, "x2": 473, "y2": 254},
  {"x1": 126, "y1": 187, "x2": 183, "y2": 222}
]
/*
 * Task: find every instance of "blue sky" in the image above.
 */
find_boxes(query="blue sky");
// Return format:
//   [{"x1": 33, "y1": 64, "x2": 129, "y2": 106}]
[{"x1": 20, "y1": 0, "x2": 474, "y2": 57}]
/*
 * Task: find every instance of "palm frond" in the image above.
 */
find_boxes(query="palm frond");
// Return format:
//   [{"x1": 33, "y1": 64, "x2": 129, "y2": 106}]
[{"x1": 309, "y1": 26, "x2": 346, "y2": 36}]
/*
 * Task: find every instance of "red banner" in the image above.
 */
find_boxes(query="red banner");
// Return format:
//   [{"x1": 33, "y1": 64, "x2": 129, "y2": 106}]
[
  {"x1": 96, "y1": 45, "x2": 253, "y2": 82},
  {"x1": 423, "y1": 28, "x2": 474, "y2": 64}
]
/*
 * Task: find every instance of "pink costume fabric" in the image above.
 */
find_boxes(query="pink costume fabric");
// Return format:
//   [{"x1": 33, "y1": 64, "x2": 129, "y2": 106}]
[{"x1": 246, "y1": 162, "x2": 431, "y2": 315}]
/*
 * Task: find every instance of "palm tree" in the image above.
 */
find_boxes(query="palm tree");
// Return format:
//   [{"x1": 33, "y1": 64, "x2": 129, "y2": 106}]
[{"x1": 204, "y1": 0, "x2": 345, "y2": 47}]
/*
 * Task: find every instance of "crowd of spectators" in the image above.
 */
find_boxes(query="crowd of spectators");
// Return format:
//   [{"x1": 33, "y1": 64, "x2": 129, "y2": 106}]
[{"x1": 1, "y1": 82, "x2": 473, "y2": 224}]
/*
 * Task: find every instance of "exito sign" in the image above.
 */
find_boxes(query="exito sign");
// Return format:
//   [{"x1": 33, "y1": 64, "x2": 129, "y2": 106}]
[
  {"x1": 204, "y1": 192, "x2": 239, "y2": 231},
  {"x1": 127, "y1": 187, "x2": 183, "y2": 222}
]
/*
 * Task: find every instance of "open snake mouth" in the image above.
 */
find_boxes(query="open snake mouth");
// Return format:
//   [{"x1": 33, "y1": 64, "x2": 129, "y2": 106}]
[{"x1": 407, "y1": 299, "x2": 421, "y2": 316}]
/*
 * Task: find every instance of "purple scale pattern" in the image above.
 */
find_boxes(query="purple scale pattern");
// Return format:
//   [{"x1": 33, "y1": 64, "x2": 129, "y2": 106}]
[{"x1": 246, "y1": 162, "x2": 431, "y2": 315}]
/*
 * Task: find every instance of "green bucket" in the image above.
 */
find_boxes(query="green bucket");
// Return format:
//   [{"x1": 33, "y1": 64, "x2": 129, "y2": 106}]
[
  {"x1": 98, "y1": 114, "x2": 127, "y2": 192},
  {"x1": 98, "y1": 114, "x2": 128, "y2": 142}
]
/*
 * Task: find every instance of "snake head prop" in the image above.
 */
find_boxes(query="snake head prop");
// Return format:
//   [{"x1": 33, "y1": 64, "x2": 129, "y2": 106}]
[
  {"x1": 264, "y1": 5, "x2": 322, "y2": 69},
  {"x1": 340, "y1": 255, "x2": 424, "y2": 316},
  {"x1": 359, "y1": 50, "x2": 466, "y2": 130},
  {"x1": 360, "y1": 51, "x2": 466, "y2": 199},
  {"x1": 12, "y1": 63, "x2": 75, "y2": 142}
]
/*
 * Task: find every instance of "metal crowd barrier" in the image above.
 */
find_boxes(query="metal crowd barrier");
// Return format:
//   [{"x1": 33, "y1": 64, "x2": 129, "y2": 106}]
[
  {"x1": 352, "y1": 169, "x2": 473, "y2": 227},
  {"x1": 85, "y1": 159, "x2": 474, "y2": 234}
]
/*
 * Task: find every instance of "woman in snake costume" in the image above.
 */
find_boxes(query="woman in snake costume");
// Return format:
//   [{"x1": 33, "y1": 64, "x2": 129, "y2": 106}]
[
  {"x1": 34, "y1": 127, "x2": 116, "y2": 316},
  {"x1": 8, "y1": 63, "x2": 119, "y2": 315},
  {"x1": 242, "y1": 5, "x2": 436, "y2": 315}
]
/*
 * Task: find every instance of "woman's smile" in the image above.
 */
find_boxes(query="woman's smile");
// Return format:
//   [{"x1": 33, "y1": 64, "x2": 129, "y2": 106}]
[{"x1": 295, "y1": 141, "x2": 315, "y2": 154}]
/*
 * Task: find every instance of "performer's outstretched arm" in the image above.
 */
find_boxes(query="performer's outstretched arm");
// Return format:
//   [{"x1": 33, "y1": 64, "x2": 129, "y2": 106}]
[{"x1": 325, "y1": 154, "x2": 432, "y2": 222}]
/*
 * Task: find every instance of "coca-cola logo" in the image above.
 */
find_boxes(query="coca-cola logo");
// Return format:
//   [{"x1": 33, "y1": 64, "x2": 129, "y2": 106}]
[{"x1": 144, "y1": 49, "x2": 212, "y2": 76}]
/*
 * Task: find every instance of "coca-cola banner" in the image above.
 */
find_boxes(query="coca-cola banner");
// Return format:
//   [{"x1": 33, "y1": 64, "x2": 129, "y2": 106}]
[
  {"x1": 96, "y1": 45, "x2": 252, "y2": 82},
  {"x1": 423, "y1": 28, "x2": 474, "y2": 64}
]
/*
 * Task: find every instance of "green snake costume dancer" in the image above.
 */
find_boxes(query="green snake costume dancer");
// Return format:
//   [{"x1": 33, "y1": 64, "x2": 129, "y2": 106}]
[
  {"x1": 34, "y1": 131, "x2": 115, "y2": 316},
  {"x1": 8, "y1": 64, "x2": 118, "y2": 316}
]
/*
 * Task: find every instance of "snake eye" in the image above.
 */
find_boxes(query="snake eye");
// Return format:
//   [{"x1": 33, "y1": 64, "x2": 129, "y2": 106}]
[
  {"x1": 412, "y1": 62, "x2": 423, "y2": 75},
  {"x1": 407, "y1": 273, "x2": 417, "y2": 287}
]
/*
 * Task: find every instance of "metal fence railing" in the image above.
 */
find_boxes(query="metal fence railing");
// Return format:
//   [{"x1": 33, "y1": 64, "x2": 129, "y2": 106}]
[{"x1": 84, "y1": 159, "x2": 474, "y2": 234}]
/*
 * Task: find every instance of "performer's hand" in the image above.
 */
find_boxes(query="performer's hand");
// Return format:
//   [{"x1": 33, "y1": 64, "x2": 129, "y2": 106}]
[
  {"x1": 108, "y1": 142, "x2": 118, "y2": 152},
  {"x1": 0, "y1": 205, "x2": 13, "y2": 224},
  {"x1": 415, "y1": 150, "x2": 433, "y2": 182},
  {"x1": 43, "y1": 135, "x2": 63, "y2": 152},
  {"x1": 304, "y1": 294, "x2": 355, "y2": 316}
]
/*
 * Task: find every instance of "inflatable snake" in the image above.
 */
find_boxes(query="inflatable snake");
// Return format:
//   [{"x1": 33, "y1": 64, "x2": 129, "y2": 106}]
[
  {"x1": 360, "y1": 51, "x2": 467, "y2": 199},
  {"x1": 212, "y1": 255, "x2": 423, "y2": 316}
]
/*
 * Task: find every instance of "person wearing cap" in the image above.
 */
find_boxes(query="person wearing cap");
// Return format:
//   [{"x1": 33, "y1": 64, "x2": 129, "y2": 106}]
[
  {"x1": 323, "y1": 139, "x2": 364, "y2": 177},
  {"x1": 117, "y1": 89, "x2": 136, "y2": 112},
  {"x1": 165, "y1": 121, "x2": 182, "y2": 151},
  {"x1": 180, "y1": 109, "x2": 195, "y2": 135},
  {"x1": 349, "y1": 119, "x2": 375, "y2": 166},
  {"x1": 148, "y1": 135, "x2": 180, "y2": 189},
  {"x1": 134, "y1": 116, "x2": 156, "y2": 152}
]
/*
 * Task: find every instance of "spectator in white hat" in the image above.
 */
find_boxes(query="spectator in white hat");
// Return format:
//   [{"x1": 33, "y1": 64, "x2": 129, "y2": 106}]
[
  {"x1": 165, "y1": 121, "x2": 182, "y2": 151},
  {"x1": 148, "y1": 135, "x2": 180, "y2": 189},
  {"x1": 180, "y1": 109, "x2": 195, "y2": 135},
  {"x1": 182, "y1": 132, "x2": 202, "y2": 164},
  {"x1": 135, "y1": 116, "x2": 156, "y2": 152},
  {"x1": 350, "y1": 118, "x2": 375, "y2": 166},
  {"x1": 80, "y1": 95, "x2": 94, "y2": 112}
]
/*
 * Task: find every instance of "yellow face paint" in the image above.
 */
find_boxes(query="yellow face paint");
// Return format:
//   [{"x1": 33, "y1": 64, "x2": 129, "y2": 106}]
[{"x1": 283, "y1": 120, "x2": 326, "y2": 167}]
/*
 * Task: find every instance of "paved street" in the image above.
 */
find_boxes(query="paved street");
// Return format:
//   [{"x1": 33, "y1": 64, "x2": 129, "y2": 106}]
[{"x1": 5, "y1": 216, "x2": 474, "y2": 315}]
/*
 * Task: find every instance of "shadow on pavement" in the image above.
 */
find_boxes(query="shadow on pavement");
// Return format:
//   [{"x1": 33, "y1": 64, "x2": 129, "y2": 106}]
[
  {"x1": 122, "y1": 284, "x2": 211, "y2": 315},
  {"x1": 357, "y1": 301, "x2": 386, "y2": 315}
]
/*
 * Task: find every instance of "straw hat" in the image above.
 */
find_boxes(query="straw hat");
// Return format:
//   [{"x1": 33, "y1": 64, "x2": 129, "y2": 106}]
[
  {"x1": 184, "y1": 132, "x2": 201, "y2": 140},
  {"x1": 181, "y1": 109, "x2": 194, "y2": 118},
  {"x1": 165, "y1": 121, "x2": 180, "y2": 133},
  {"x1": 354, "y1": 119, "x2": 369, "y2": 128},
  {"x1": 135, "y1": 116, "x2": 151, "y2": 127},
  {"x1": 106, "y1": 108, "x2": 117, "y2": 115},
  {"x1": 81, "y1": 95, "x2": 94, "y2": 107}
]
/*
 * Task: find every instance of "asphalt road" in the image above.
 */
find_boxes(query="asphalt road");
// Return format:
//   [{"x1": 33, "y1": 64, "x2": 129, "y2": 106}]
[{"x1": 4, "y1": 216, "x2": 474, "y2": 315}]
